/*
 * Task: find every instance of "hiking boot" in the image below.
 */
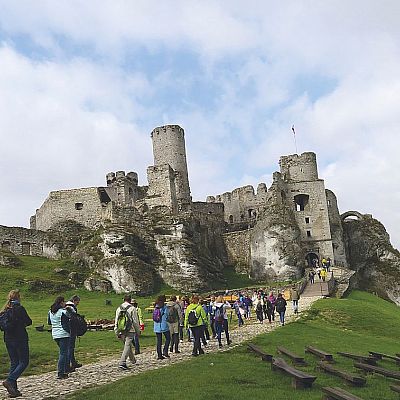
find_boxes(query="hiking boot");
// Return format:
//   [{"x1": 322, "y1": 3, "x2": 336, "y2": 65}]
[
  {"x1": 72, "y1": 362, "x2": 82, "y2": 368},
  {"x1": 162, "y1": 353, "x2": 170, "y2": 358},
  {"x1": 2, "y1": 380, "x2": 20, "y2": 397},
  {"x1": 56, "y1": 374, "x2": 69, "y2": 379},
  {"x1": 118, "y1": 364, "x2": 130, "y2": 371},
  {"x1": 191, "y1": 353, "x2": 199, "y2": 357},
  {"x1": 157, "y1": 356, "x2": 165, "y2": 360},
  {"x1": 66, "y1": 367, "x2": 76, "y2": 373}
]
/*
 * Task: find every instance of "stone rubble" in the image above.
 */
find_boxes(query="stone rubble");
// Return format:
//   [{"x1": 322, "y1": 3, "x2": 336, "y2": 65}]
[{"x1": 0, "y1": 296, "x2": 319, "y2": 400}]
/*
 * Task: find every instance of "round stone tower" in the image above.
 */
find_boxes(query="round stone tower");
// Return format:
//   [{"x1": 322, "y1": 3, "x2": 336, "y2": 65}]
[{"x1": 151, "y1": 125, "x2": 191, "y2": 207}]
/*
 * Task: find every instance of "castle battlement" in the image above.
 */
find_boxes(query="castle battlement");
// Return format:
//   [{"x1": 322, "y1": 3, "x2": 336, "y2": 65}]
[{"x1": 279, "y1": 152, "x2": 318, "y2": 182}]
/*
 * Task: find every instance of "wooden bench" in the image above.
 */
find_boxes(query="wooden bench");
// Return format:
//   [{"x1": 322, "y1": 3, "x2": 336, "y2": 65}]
[
  {"x1": 277, "y1": 346, "x2": 307, "y2": 365},
  {"x1": 322, "y1": 386, "x2": 363, "y2": 400},
  {"x1": 272, "y1": 357, "x2": 317, "y2": 389},
  {"x1": 369, "y1": 351, "x2": 400, "y2": 365},
  {"x1": 318, "y1": 362, "x2": 366, "y2": 387},
  {"x1": 306, "y1": 346, "x2": 334, "y2": 363},
  {"x1": 247, "y1": 343, "x2": 273, "y2": 362},
  {"x1": 354, "y1": 362, "x2": 400, "y2": 380},
  {"x1": 390, "y1": 384, "x2": 400, "y2": 394},
  {"x1": 337, "y1": 352, "x2": 378, "y2": 365}
]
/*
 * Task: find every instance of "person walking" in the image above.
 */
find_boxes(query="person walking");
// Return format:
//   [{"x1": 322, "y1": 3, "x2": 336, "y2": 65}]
[
  {"x1": 321, "y1": 268, "x2": 327, "y2": 282},
  {"x1": 308, "y1": 269, "x2": 315, "y2": 284},
  {"x1": 233, "y1": 299, "x2": 244, "y2": 327},
  {"x1": 153, "y1": 295, "x2": 171, "y2": 360},
  {"x1": 208, "y1": 295, "x2": 216, "y2": 338},
  {"x1": 65, "y1": 295, "x2": 82, "y2": 371},
  {"x1": 212, "y1": 295, "x2": 231, "y2": 348},
  {"x1": 166, "y1": 296, "x2": 182, "y2": 354},
  {"x1": 114, "y1": 294, "x2": 140, "y2": 370},
  {"x1": 267, "y1": 291, "x2": 276, "y2": 321},
  {"x1": 1, "y1": 290, "x2": 32, "y2": 398},
  {"x1": 290, "y1": 286, "x2": 300, "y2": 314},
  {"x1": 132, "y1": 299, "x2": 144, "y2": 355},
  {"x1": 48, "y1": 296, "x2": 70, "y2": 379},
  {"x1": 253, "y1": 295, "x2": 264, "y2": 323},
  {"x1": 184, "y1": 295, "x2": 208, "y2": 356},
  {"x1": 275, "y1": 293, "x2": 287, "y2": 326},
  {"x1": 243, "y1": 295, "x2": 252, "y2": 319}
]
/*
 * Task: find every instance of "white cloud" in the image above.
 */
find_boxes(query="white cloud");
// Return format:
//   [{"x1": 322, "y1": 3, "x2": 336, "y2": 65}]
[{"x1": 0, "y1": 1, "x2": 399, "y2": 250}]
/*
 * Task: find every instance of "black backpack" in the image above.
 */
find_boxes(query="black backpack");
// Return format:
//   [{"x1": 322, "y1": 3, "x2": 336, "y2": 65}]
[
  {"x1": 187, "y1": 306, "x2": 200, "y2": 326},
  {"x1": 0, "y1": 308, "x2": 14, "y2": 332},
  {"x1": 70, "y1": 313, "x2": 88, "y2": 337}
]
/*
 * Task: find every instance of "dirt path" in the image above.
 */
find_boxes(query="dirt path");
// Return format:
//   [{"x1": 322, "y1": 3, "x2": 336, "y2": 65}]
[{"x1": 0, "y1": 296, "x2": 319, "y2": 400}]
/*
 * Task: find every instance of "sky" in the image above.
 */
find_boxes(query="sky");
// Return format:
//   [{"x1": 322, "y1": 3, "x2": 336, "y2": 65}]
[{"x1": 0, "y1": 1, "x2": 399, "y2": 248}]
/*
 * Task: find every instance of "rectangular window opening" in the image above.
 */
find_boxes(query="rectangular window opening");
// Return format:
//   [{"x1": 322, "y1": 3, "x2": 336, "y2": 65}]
[
  {"x1": 306, "y1": 230, "x2": 312, "y2": 237},
  {"x1": 75, "y1": 202, "x2": 83, "y2": 210},
  {"x1": 305, "y1": 217, "x2": 310, "y2": 224}
]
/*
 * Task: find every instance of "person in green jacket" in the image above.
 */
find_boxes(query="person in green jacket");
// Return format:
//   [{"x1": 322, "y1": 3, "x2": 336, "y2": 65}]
[{"x1": 184, "y1": 295, "x2": 208, "y2": 357}]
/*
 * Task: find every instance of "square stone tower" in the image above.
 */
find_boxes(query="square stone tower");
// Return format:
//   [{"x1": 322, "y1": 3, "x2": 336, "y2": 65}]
[{"x1": 279, "y1": 152, "x2": 334, "y2": 265}]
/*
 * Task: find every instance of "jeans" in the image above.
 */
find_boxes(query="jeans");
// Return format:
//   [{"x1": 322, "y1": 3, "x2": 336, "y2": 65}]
[
  {"x1": 215, "y1": 319, "x2": 230, "y2": 345},
  {"x1": 120, "y1": 332, "x2": 136, "y2": 364},
  {"x1": 133, "y1": 333, "x2": 140, "y2": 354},
  {"x1": 5, "y1": 340, "x2": 29, "y2": 384},
  {"x1": 55, "y1": 337, "x2": 69, "y2": 376},
  {"x1": 279, "y1": 311, "x2": 286, "y2": 325},
  {"x1": 179, "y1": 325, "x2": 184, "y2": 341},
  {"x1": 156, "y1": 331, "x2": 171, "y2": 358},
  {"x1": 237, "y1": 313, "x2": 244, "y2": 326},
  {"x1": 190, "y1": 325, "x2": 203, "y2": 355},
  {"x1": 68, "y1": 335, "x2": 77, "y2": 367}
]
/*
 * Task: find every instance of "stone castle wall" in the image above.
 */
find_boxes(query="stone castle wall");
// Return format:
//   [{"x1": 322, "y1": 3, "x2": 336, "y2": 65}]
[
  {"x1": 33, "y1": 187, "x2": 104, "y2": 231},
  {"x1": 0, "y1": 225, "x2": 59, "y2": 258},
  {"x1": 222, "y1": 230, "x2": 251, "y2": 274},
  {"x1": 207, "y1": 183, "x2": 268, "y2": 224}
]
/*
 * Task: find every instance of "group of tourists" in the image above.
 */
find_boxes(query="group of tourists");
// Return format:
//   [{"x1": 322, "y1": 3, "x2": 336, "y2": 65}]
[
  {"x1": 308, "y1": 257, "x2": 332, "y2": 283},
  {"x1": 1, "y1": 285, "x2": 301, "y2": 397}
]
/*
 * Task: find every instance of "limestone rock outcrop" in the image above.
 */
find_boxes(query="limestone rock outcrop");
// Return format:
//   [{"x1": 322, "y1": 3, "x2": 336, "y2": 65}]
[
  {"x1": 344, "y1": 215, "x2": 400, "y2": 305},
  {"x1": 250, "y1": 202, "x2": 304, "y2": 280}
]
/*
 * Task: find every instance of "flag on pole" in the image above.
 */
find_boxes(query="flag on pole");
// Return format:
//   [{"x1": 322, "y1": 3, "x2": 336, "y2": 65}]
[{"x1": 292, "y1": 124, "x2": 296, "y2": 135}]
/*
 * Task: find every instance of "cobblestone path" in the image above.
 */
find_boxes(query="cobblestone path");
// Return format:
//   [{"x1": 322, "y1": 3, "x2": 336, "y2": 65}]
[{"x1": 0, "y1": 296, "x2": 319, "y2": 399}]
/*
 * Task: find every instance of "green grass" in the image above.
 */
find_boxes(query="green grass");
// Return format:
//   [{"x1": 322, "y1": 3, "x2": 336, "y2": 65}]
[
  {"x1": 0, "y1": 256, "x2": 181, "y2": 378},
  {"x1": 67, "y1": 291, "x2": 400, "y2": 400}
]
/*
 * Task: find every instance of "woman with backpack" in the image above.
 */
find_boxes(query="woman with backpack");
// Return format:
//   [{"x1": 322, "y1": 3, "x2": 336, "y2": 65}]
[
  {"x1": 184, "y1": 295, "x2": 208, "y2": 356},
  {"x1": 267, "y1": 291, "x2": 276, "y2": 321},
  {"x1": 1, "y1": 289, "x2": 32, "y2": 398},
  {"x1": 48, "y1": 296, "x2": 71, "y2": 379},
  {"x1": 153, "y1": 295, "x2": 171, "y2": 360},
  {"x1": 212, "y1": 295, "x2": 231, "y2": 348},
  {"x1": 275, "y1": 293, "x2": 287, "y2": 326}
]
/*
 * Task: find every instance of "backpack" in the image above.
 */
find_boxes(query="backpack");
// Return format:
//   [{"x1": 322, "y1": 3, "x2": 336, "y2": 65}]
[
  {"x1": 0, "y1": 308, "x2": 13, "y2": 332},
  {"x1": 70, "y1": 313, "x2": 88, "y2": 337},
  {"x1": 187, "y1": 306, "x2": 200, "y2": 326},
  {"x1": 116, "y1": 305, "x2": 133, "y2": 333},
  {"x1": 214, "y1": 305, "x2": 224, "y2": 323},
  {"x1": 256, "y1": 302, "x2": 263, "y2": 312},
  {"x1": 152, "y1": 307, "x2": 162, "y2": 323},
  {"x1": 167, "y1": 305, "x2": 178, "y2": 323}
]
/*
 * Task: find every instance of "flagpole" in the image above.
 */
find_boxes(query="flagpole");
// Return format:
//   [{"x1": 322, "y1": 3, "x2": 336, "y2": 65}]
[{"x1": 292, "y1": 125, "x2": 298, "y2": 154}]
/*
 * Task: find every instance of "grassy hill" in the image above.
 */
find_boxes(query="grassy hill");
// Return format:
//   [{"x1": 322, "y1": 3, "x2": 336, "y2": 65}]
[{"x1": 67, "y1": 291, "x2": 400, "y2": 400}]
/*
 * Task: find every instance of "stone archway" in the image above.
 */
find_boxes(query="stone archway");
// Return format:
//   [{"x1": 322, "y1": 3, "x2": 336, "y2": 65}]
[
  {"x1": 341, "y1": 211, "x2": 363, "y2": 222},
  {"x1": 305, "y1": 252, "x2": 319, "y2": 267}
]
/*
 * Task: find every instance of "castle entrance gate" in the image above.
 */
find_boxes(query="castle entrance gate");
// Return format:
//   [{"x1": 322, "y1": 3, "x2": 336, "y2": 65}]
[{"x1": 305, "y1": 252, "x2": 319, "y2": 267}]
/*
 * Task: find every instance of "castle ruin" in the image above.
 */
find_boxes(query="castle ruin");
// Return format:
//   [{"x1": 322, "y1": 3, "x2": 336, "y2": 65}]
[{"x1": 1, "y1": 124, "x2": 400, "y2": 303}]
